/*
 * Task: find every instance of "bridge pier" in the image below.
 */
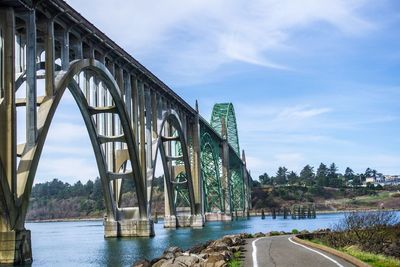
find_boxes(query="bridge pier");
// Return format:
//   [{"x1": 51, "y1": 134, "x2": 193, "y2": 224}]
[
  {"x1": 0, "y1": 230, "x2": 32, "y2": 265},
  {"x1": 205, "y1": 213, "x2": 232, "y2": 221},
  {"x1": 164, "y1": 214, "x2": 204, "y2": 228},
  {"x1": 104, "y1": 219, "x2": 154, "y2": 237}
]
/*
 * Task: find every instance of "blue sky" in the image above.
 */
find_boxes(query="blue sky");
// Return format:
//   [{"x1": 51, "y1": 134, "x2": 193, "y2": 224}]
[{"x1": 31, "y1": 0, "x2": 400, "y2": 184}]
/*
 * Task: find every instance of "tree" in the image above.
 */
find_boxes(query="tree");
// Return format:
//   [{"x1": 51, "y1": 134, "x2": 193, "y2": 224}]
[
  {"x1": 252, "y1": 180, "x2": 261, "y2": 188},
  {"x1": 328, "y1": 163, "x2": 338, "y2": 179},
  {"x1": 85, "y1": 180, "x2": 94, "y2": 196},
  {"x1": 316, "y1": 163, "x2": 328, "y2": 186},
  {"x1": 344, "y1": 167, "x2": 354, "y2": 182},
  {"x1": 259, "y1": 173, "x2": 271, "y2": 185},
  {"x1": 300, "y1": 165, "x2": 314, "y2": 185},
  {"x1": 275, "y1": 167, "x2": 288, "y2": 185},
  {"x1": 365, "y1": 168, "x2": 373, "y2": 178},
  {"x1": 328, "y1": 163, "x2": 342, "y2": 188},
  {"x1": 287, "y1": 171, "x2": 298, "y2": 185},
  {"x1": 352, "y1": 175, "x2": 362, "y2": 187}
]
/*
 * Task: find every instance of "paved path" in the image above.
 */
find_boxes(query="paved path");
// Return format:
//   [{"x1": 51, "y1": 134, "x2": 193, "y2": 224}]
[{"x1": 243, "y1": 235, "x2": 356, "y2": 267}]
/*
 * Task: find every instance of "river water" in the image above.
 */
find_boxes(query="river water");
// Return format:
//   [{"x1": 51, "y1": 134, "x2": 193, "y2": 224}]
[{"x1": 23, "y1": 212, "x2": 383, "y2": 266}]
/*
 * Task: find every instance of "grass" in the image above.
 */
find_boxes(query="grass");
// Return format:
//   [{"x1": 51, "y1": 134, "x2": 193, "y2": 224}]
[
  {"x1": 309, "y1": 239, "x2": 400, "y2": 267},
  {"x1": 228, "y1": 251, "x2": 242, "y2": 267},
  {"x1": 340, "y1": 246, "x2": 400, "y2": 267}
]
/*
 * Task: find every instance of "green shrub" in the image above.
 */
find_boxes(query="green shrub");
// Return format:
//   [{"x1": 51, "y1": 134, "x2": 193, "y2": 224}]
[
  {"x1": 292, "y1": 229, "x2": 299, "y2": 234},
  {"x1": 269, "y1": 231, "x2": 281, "y2": 236}
]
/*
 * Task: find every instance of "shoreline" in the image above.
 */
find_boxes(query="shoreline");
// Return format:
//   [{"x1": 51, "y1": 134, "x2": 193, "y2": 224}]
[
  {"x1": 26, "y1": 217, "x2": 103, "y2": 223},
  {"x1": 26, "y1": 208, "x2": 400, "y2": 223}
]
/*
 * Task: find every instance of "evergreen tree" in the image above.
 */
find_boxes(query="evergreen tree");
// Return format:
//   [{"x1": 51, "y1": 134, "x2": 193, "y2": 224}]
[
  {"x1": 328, "y1": 163, "x2": 341, "y2": 187},
  {"x1": 300, "y1": 165, "x2": 315, "y2": 185},
  {"x1": 344, "y1": 167, "x2": 354, "y2": 182},
  {"x1": 275, "y1": 167, "x2": 288, "y2": 185},
  {"x1": 365, "y1": 168, "x2": 373, "y2": 177},
  {"x1": 316, "y1": 163, "x2": 328, "y2": 186},
  {"x1": 259, "y1": 173, "x2": 271, "y2": 185},
  {"x1": 287, "y1": 171, "x2": 298, "y2": 184}
]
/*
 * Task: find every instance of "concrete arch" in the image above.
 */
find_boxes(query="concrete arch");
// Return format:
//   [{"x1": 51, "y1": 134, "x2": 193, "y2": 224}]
[
  {"x1": 148, "y1": 111, "x2": 196, "y2": 221},
  {"x1": 14, "y1": 59, "x2": 145, "y2": 229}
]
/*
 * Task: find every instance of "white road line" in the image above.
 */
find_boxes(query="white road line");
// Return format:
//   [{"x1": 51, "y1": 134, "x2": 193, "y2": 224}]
[
  {"x1": 252, "y1": 237, "x2": 265, "y2": 267},
  {"x1": 288, "y1": 237, "x2": 345, "y2": 267}
]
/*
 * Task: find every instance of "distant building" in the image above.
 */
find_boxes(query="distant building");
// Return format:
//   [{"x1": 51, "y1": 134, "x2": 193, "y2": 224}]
[
  {"x1": 365, "y1": 177, "x2": 375, "y2": 183},
  {"x1": 383, "y1": 175, "x2": 400, "y2": 186}
]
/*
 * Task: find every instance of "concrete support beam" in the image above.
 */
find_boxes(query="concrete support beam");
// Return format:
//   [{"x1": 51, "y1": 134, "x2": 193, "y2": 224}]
[
  {"x1": 25, "y1": 10, "x2": 37, "y2": 149},
  {"x1": 191, "y1": 102, "x2": 204, "y2": 223},
  {"x1": 0, "y1": 8, "x2": 16, "y2": 228},
  {"x1": 45, "y1": 18, "x2": 54, "y2": 96},
  {"x1": 0, "y1": 10, "x2": 33, "y2": 265},
  {"x1": 131, "y1": 77, "x2": 138, "y2": 142},
  {"x1": 221, "y1": 121, "x2": 232, "y2": 217},
  {"x1": 61, "y1": 29, "x2": 69, "y2": 71},
  {"x1": 138, "y1": 81, "x2": 146, "y2": 190}
]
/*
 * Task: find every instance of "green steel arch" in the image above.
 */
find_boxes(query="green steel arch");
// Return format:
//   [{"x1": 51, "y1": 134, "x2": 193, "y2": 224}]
[
  {"x1": 229, "y1": 158, "x2": 245, "y2": 212},
  {"x1": 209, "y1": 103, "x2": 245, "y2": 213},
  {"x1": 200, "y1": 133, "x2": 223, "y2": 212},
  {"x1": 210, "y1": 103, "x2": 240, "y2": 155}
]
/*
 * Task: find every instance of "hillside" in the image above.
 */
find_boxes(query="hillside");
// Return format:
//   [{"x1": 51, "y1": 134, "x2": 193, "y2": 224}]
[
  {"x1": 26, "y1": 178, "x2": 400, "y2": 221},
  {"x1": 251, "y1": 184, "x2": 400, "y2": 212}
]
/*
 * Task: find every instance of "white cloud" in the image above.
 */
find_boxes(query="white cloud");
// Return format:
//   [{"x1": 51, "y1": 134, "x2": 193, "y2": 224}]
[
  {"x1": 278, "y1": 106, "x2": 332, "y2": 120},
  {"x1": 236, "y1": 104, "x2": 332, "y2": 133},
  {"x1": 66, "y1": 0, "x2": 373, "y2": 81}
]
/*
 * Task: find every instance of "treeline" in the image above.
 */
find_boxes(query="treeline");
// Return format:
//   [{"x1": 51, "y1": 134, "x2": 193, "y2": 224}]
[
  {"x1": 27, "y1": 177, "x2": 165, "y2": 220},
  {"x1": 28, "y1": 178, "x2": 105, "y2": 220},
  {"x1": 256, "y1": 163, "x2": 382, "y2": 189}
]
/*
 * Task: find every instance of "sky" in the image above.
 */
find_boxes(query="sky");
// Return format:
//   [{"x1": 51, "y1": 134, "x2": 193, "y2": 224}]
[{"x1": 28, "y1": 0, "x2": 400, "y2": 184}]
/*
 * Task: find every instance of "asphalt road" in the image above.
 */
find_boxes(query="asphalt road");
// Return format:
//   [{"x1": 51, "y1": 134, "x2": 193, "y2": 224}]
[{"x1": 243, "y1": 235, "x2": 356, "y2": 267}]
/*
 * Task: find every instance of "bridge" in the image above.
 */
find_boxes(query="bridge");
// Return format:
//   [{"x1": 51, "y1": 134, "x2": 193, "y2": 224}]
[{"x1": 0, "y1": 0, "x2": 252, "y2": 264}]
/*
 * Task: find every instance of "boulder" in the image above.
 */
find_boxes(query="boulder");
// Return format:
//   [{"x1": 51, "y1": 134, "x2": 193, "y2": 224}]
[
  {"x1": 188, "y1": 240, "x2": 213, "y2": 254},
  {"x1": 151, "y1": 259, "x2": 166, "y2": 267},
  {"x1": 206, "y1": 252, "x2": 225, "y2": 263},
  {"x1": 174, "y1": 255, "x2": 201, "y2": 266},
  {"x1": 163, "y1": 246, "x2": 182, "y2": 259},
  {"x1": 164, "y1": 247, "x2": 182, "y2": 254},
  {"x1": 132, "y1": 259, "x2": 151, "y2": 267}
]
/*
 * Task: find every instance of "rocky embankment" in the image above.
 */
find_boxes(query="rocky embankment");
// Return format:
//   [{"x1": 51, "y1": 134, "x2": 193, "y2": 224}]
[{"x1": 132, "y1": 233, "x2": 255, "y2": 267}]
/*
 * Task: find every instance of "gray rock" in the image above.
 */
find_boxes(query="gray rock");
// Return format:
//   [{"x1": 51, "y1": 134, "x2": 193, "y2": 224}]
[{"x1": 132, "y1": 259, "x2": 151, "y2": 267}]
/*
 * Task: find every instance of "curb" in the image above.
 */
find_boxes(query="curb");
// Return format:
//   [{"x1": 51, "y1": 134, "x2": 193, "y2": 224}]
[{"x1": 293, "y1": 236, "x2": 371, "y2": 267}]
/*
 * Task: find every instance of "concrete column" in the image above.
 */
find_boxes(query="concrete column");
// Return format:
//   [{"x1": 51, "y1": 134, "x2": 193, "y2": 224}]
[
  {"x1": 113, "y1": 67, "x2": 123, "y2": 207},
  {"x1": 138, "y1": 81, "x2": 146, "y2": 191},
  {"x1": 162, "y1": 99, "x2": 176, "y2": 228},
  {"x1": 45, "y1": 18, "x2": 54, "y2": 96},
  {"x1": 131, "y1": 76, "x2": 139, "y2": 143},
  {"x1": 221, "y1": 120, "x2": 232, "y2": 217},
  {"x1": 0, "y1": 8, "x2": 32, "y2": 265},
  {"x1": 82, "y1": 72, "x2": 90, "y2": 104},
  {"x1": 191, "y1": 103, "x2": 203, "y2": 216},
  {"x1": 242, "y1": 150, "x2": 250, "y2": 212},
  {"x1": 124, "y1": 73, "x2": 132, "y2": 121},
  {"x1": 61, "y1": 29, "x2": 69, "y2": 71},
  {"x1": 151, "y1": 91, "x2": 157, "y2": 138},
  {"x1": 144, "y1": 88, "x2": 152, "y2": 170},
  {"x1": 0, "y1": 7, "x2": 16, "y2": 231},
  {"x1": 25, "y1": 10, "x2": 37, "y2": 149}
]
